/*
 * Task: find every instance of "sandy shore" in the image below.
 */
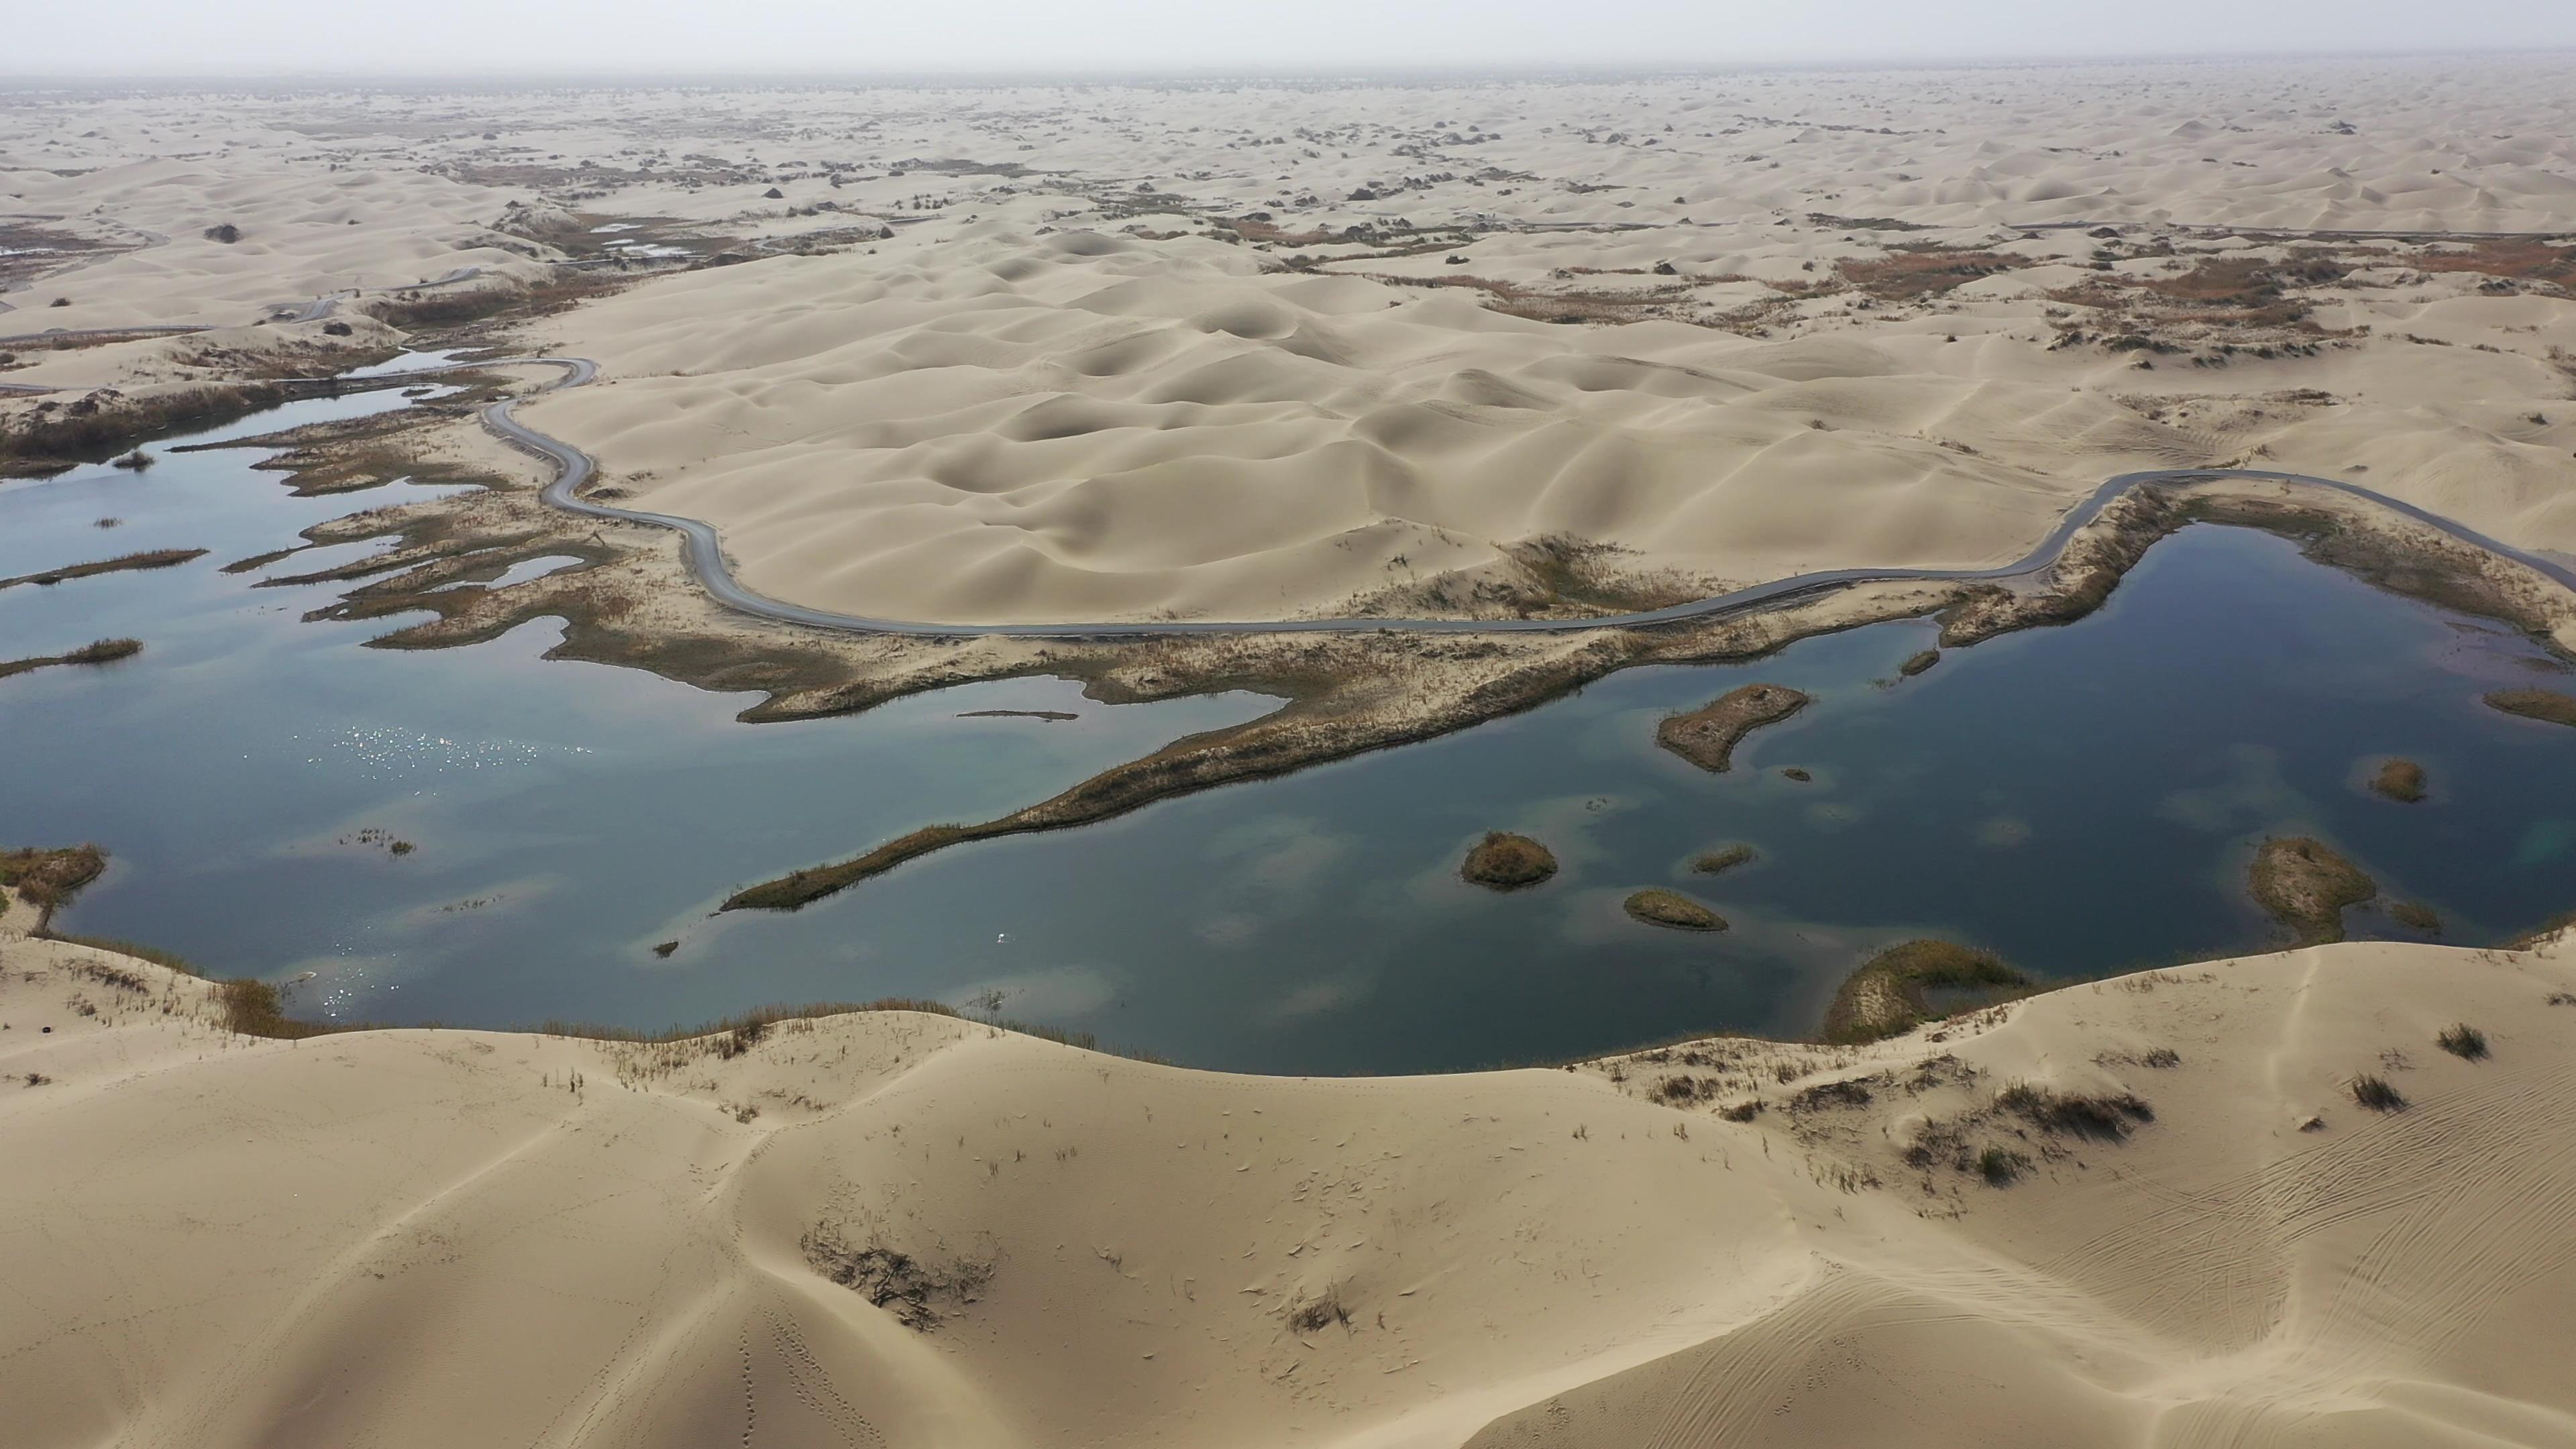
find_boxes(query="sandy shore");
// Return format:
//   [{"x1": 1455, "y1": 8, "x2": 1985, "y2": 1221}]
[{"x1": 5, "y1": 888, "x2": 2572, "y2": 1447}]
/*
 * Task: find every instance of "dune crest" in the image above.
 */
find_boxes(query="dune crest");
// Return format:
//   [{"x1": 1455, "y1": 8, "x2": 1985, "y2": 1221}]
[{"x1": 7, "y1": 891, "x2": 2572, "y2": 1447}]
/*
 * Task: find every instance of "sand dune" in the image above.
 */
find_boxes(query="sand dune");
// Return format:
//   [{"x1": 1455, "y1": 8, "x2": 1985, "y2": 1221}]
[
  {"x1": 7, "y1": 889, "x2": 2573, "y2": 1447},
  {"x1": 11, "y1": 59, "x2": 2575, "y2": 619}
]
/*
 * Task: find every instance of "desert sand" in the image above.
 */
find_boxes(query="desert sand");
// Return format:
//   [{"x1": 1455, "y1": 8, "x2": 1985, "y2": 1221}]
[
  {"x1": 6, "y1": 888, "x2": 2574, "y2": 1447},
  {"x1": 9, "y1": 59, "x2": 2576, "y2": 622},
  {"x1": 9, "y1": 62, "x2": 2576, "y2": 1447}
]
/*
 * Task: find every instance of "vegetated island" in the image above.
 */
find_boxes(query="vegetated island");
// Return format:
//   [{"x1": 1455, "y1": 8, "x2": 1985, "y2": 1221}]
[
  {"x1": 1898, "y1": 649, "x2": 1941, "y2": 677},
  {"x1": 1821, "y1": 938, "x2": 2032, "y2": 1044},
  {"x1": 1689, "y1": 843, "x2": 1758, "y2": 875},
  {"x1": 0, "y1": 547, "x2": 205, "y2": 591},
  {"x1": 1623, "y1": 888, "x2": 1726, "y2": 931},
  {"x1": 1460, "y1": 831, "x2": 1558, "y2": 890},
  {"x1": 0, "y1": 637, "x2": 142, "y2": 682},
  {"x1": 957, "y1": 709, "x2": 1078, "y2": 722},
  {"x1": 2485, "y1": 688, "x2": 2576, "y2": 729},
  {"x1": 1656, "y1": 684, "x2": 1812, "y2": 772},
  {"x1": 2369, "y1": 757, "x2": 2428, "y2": 802},
  {"x1": 2249, "y1": 836, "x2": 2377, "y2": 945},
  {"x1": 0, "y1": 843, "x2": 108, "y2": 928}
]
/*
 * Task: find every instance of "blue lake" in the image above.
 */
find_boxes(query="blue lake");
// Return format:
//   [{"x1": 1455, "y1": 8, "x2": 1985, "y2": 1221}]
[{"x1": 7, "y1": 391, "x2": 2574, "y2": 1072}]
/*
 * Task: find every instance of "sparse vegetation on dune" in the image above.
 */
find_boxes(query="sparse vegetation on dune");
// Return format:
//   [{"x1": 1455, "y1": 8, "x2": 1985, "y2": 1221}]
[
  {"x1": 1994, "y1": 1082, "x2": 2155, "y2": 1139},
  {"x1": 2437, "y1": 1023, "x2": 2489, "y2": 1060},
  {"x1": 1823, "y1": 939, "x2": 2030, "y2": 1044},
  {"x1": 2351, "y1": 1073, "x2": 2408, "y2": 1111}
]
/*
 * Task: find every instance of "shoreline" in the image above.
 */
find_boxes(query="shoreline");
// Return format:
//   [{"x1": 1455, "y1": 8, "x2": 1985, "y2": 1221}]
[
  {"x1": 20, "y1": 340, "x2": 2576, "y2": 944},
  {"x1": 5, "y1": 913, "x2": 2572, "y2": 1445},
  {"x1": 713, "y1": 472, "x2": 2576, "y2": 911}
]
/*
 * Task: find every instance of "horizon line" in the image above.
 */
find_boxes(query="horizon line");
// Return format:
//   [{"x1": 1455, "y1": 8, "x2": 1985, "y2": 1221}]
[{"x1": 3, "y1": 45, "x2": 2570, "y2": 89}]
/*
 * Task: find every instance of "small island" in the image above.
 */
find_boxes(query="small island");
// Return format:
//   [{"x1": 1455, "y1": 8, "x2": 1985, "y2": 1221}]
[
  {"x1": 1821, "y1": 938, "x2": 2030, "y2": 1044},
  {"x1": 0, "y1": 547, "x2": 205, "y2": 592},
  {"x1": 1655, "y1": 683, "x2": 1812, "y2": 772},
  {"x1": 1689, "y1": 843, "x2": 1758, "y2": 875},
  {"x1": 1461, "y1": 831, "x2": 1557, "y2": 890},
  {"x1": 2248, "y1": 836, "x2": 2377, "y2": 945},
  {"x1": 1622, "y1": 888, "x2": 1726, "y2": 932},
  {"x1": 2369, "y1": 758, "x2": 2427, "y2": 802},
  {"x1": 0, "y1": 637, "x2": 143, "y2": 682},
  {"x1": 1898, "y1": 650, "x2": 1940, "y2": 677},
  {"x1": 2485, "y1": 688, "x2": 2576, "y2": 729}
]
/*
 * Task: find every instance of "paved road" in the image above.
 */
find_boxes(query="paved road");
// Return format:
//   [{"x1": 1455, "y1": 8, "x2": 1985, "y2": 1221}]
[
  {"x1": 450, "y1": 357, "x2": 2576, "y2": 641},
  {"x1": 17, "y1": 264, "x2": 2573, "y2": 639}
]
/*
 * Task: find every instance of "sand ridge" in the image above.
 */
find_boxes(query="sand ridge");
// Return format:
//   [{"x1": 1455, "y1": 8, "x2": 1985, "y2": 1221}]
[
  {"x1": 12, "y1": 60, "x2": 2576, "y2": 623},
  {"x1": 7, "y1": 891, "x2": 2574, "y2": 1446}
]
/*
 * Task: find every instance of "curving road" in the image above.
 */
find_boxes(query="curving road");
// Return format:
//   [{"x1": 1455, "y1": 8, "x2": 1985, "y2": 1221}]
[{"x1": 451, "y1": 356, "x2": 2576, "y2": 641}]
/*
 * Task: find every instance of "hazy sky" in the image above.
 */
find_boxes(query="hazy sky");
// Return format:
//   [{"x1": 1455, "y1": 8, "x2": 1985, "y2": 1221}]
[{"x1": 11, "y1": 0, "x2": 2576, "y2": 75}]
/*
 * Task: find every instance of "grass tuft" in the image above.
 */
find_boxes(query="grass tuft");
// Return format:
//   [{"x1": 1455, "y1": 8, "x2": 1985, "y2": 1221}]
[
  {"x1": 1976, "y1": 1145, "x2": 2031, "y2": 1185},
  {"x1": 2436, "y1": 1023, "x2": 2489, "y2": 1061},
  {"x1": 1995, "y1": 1083, "x2": 2155, "y2": 1139},
  {"x1": 2351, "y1": 1073, "x2": 2407, "y2": 1112}
]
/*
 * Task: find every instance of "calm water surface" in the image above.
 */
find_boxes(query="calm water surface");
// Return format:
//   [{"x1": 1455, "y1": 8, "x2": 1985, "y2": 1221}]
[{"x1": 7, "y1": 392, "x2": 2574, "y2": 1072}]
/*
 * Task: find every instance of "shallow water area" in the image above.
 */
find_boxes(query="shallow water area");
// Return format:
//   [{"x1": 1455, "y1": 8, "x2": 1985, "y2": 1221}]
[{"x1": 6, "y1": 387, "x2": 2575, "y2": 1073}]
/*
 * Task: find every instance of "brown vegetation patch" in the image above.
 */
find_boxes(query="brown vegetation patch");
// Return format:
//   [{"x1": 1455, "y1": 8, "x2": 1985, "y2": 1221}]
[
  {"x1": 1375, "y1": 271, "x2": 1698, "y2": 325},
  {"x1": 0, "y1": 548, "x2": 205, "y2": 591},
  {"x1": 359, "y1": 271, "x2": 630, "y2": 332},
  {"x1": 1462, "y1": 832, "x2": 1560, "y2": 890},
  {"x1": 2370, "y1": 757, "x2": 2428, "y2": 803},
  {"x1": 0, "y1": 637, "x2": 142, "y2": 682},
  {"x1": 2485, "y1": 688, "x2": 2576, "y2": 729},
  {"x1": 1656, "y1": 682, "x2": 1811, "y2": 771},
  {"x1": 1623, "y1": 888, "x2": 1725, "y2": 932},
  {"x1": 2398, "y1": 238, "x2": 2576, "y2": 284},
  {"x1": 1689, "y1": 843, "x2": 1757, "y2": 875},
  {"x1": 3, "y1": 382, "x2": 288, "y2": 472},
  {"x1": 801, "y1": 1225, "x2": 994, "y2": 1331},
  {"x1": 1, "y1": 844, "x2": 108, "y2": 924},
  {"x1": 1838, "y1": 246, "x2": 2027, "y2": 301},
  {"x1": 2248, "y1": 837, "x2": 2375, "y2": 946}
]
